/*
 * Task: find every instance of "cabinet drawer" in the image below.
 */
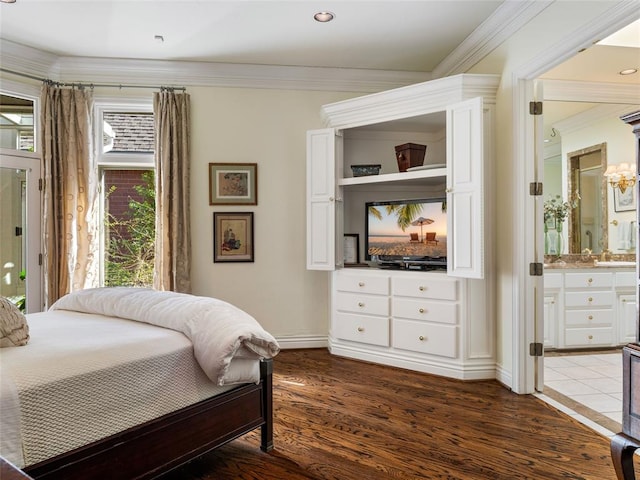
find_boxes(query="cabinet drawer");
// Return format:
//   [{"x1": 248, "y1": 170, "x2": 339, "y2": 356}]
[
  {"x1": 544, "y1": 273, "x2": 563, "y2": 289},
  {"x1": 335, "y1": 272, "x2": 390, "y2": 295},
  {"x1": 616, "y1": 271, "x2": 636, "y2": 288},
  {"x1": 565, "y1": 309, "x2": 614, "y2": 327},
  {"x1": 392, "y1": 298, "x2": 457, "y2": 324},
  {"x1": 392, "y1": 319, "x2": 457, "y2": 358},
  {"x1": 333, "y1": 312, "x2": 389, "y2": 346},
  {"x1": 564, "y1": 272, "x2": 613, "y2": 289},
  {"x1": 335, "y1": 292, "x2": 389, "y2": 316},
  {"x1": 564, "y1": 327, "x2": 613, "y2": 347},
  {"x1": 392, "y1": 276, "x2": 458, "y2": 300},
  {"x1": 565, "y1": 291, "x2": 614, "y2": 308}
]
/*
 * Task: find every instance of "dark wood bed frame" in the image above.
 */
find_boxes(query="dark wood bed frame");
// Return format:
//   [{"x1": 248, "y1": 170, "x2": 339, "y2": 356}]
[{"x1": 16, "y1": 358, "x2": 273, "y2": 480}]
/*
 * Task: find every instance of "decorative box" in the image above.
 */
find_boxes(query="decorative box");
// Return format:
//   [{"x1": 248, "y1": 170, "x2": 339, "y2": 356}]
[
  {"x1": 351, "y1": 164, "x2": 381, "y2": 177},
  {"x1": 395, "y1": 143, "x2": 427, "y2": 172}
]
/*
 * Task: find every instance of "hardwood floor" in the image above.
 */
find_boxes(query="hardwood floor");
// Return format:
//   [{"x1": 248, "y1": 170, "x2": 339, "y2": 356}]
[{"x1": 163, "y1": 349, "x2": 629, "y2": 480}]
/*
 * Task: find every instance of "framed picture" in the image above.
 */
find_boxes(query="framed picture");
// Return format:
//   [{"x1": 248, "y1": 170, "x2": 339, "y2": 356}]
[
  {"x1": 209, "y1": 163, "x2": 257, "y2": 205},
  {"x1": 614, "y1": 186, "x2": 636, "y2": 212},
  {"x1": 213, "y1": 212, "x2": 254, "y2": 262},
  {"x1": 343, "y1": 234, "x2": 359, "y2": 265}
]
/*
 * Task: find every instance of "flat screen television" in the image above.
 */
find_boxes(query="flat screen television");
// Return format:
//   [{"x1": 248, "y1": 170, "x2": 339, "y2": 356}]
[{"x1": 365, "y1": 197, "x2": 447, "y2": 269}]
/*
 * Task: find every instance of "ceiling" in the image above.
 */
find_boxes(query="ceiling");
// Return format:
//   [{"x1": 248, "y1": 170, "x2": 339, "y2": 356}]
[
  {"x1": 0, "y1": 1, "x2": 504, "y2": 73},
  {"x1": 0, "y1": 1, "x2": 638, "y2": 136}
]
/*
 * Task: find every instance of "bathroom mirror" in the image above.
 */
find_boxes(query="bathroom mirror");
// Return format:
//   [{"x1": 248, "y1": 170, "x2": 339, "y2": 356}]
[{"x1": 567, "y1": 143, "x2": 608, "y2": 254}]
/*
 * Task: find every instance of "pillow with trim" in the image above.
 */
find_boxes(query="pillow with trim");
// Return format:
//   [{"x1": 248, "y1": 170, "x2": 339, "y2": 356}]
[{"x1": 0, "y1": 297, "x2": 29, "y2": 347}]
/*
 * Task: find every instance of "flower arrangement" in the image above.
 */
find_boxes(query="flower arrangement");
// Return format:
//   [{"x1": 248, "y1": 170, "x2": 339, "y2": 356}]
[{"x1": 544, "y1": 194, "x2": 578, "y2": 225}]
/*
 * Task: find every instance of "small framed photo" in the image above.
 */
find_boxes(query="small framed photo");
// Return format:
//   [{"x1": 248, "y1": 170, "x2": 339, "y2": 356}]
[
  {"x1": 209, "y1": 163, "x2": 257, "y2": 205},
  {"x1": 614, "y1": 186, "x2": 636, "y2": 212},
  {"x1": 213, "y1": 212, "x2": 254, "y2": 262},
  {"x1": 343, "y1": 234, "x2": 359, "y2": 265}
]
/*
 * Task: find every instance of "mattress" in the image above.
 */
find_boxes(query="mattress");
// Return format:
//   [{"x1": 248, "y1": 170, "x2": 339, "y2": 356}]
[{"x1": 0, "y1": 311, "x2": 239, "y2": 468}]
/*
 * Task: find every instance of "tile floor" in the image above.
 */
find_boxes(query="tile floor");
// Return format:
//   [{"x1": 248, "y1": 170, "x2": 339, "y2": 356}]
[{"x1": 539, "y1": 350, "x2": 623, "y2": 437}]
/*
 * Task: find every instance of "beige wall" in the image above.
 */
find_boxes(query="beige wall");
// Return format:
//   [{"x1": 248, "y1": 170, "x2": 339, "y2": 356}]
[{"x1": 188, "y1": 87, "x2": 362, "y2": 339}]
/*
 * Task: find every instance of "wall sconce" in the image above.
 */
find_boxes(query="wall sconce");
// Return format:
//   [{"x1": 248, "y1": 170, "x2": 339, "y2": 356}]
[{"x1": 604, "y1": 163, "x2": 636, "y2": 194}]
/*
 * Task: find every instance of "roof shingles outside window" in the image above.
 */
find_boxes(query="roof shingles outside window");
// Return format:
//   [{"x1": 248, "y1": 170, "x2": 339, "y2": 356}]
[{"x1": 104, "y1": 113, "x2": 154, "y2": 153}]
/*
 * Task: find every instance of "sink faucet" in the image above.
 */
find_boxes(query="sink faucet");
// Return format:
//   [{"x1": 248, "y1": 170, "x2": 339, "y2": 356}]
[{"x1": 600, "y1": 249, "x2": 612, "y2": 262}]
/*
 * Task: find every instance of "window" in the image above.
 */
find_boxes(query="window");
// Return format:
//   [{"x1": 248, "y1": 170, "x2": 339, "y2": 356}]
[
  {"x1": 0, "y1": 94, "x2": 35, "y2": 151},
  {"x1": 95, "y1": 102, "x2": 155, "y2": 287},
  {"x1": 0, "y1": 84, "x2": 42, "y2": 312}
]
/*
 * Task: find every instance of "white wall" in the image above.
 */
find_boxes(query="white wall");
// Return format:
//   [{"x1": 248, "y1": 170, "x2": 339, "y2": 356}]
[{"x1": 188, "y1": 86, "x2": 362, "y2": 342}]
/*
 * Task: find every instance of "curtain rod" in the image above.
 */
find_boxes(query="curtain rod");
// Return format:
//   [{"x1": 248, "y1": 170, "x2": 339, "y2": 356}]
[{"x1": 0, "y1": 68, "x2": 186, "y2": 92}]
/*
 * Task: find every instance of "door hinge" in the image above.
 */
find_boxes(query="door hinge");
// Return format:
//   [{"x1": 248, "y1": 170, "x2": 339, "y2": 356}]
[
  {"x1": 529, "y1": 182, "x2": 543, "y2": 196},
  {"x1": 529, "y1": 262, "x2": 543, "y2": 276},
  {"x1": 38, "y1": 178, "x2": 43, "y2": 191},
  {"x1": 529, "y1": 101, "x2": 543, "y2": 115},
  {"x1": 38, "y1": 253, "x2": 43, "y2": 266},
  {"x1": 530, "y1": 342, "x2": 543, "y2": 357}
]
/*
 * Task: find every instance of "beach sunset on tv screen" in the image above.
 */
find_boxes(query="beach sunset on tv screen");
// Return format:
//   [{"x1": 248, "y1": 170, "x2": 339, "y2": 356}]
[{"x1": 366, "y1": 199, "x2": 447, "y2": 259}]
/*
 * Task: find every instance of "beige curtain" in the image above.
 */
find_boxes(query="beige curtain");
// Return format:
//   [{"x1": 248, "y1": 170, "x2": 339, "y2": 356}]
[
  {"x1": 41, "y1": 83, "x2": 98, "y2": 307},
  {"x1": 153, "y1": 91, "x2": 191, "y2": 293}
]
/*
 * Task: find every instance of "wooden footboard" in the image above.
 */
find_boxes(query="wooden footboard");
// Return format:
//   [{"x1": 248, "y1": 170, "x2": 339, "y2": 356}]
[{"x1": 23, "y1": 358, "x2": 273, "y2": 480}]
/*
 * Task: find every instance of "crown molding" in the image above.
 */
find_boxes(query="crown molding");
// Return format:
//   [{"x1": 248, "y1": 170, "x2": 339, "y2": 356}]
[
  {"x1": 552, "y1": 103, "x2": 639, "y2": 135},
  {"x1": 321, "y1": 74, "x2": 500, "y2": 129},
  {"x1": 0, "y1": 38, "x2": 433, "y2": 93},
  {"x1": 542, "y1": 79, "x2": 640, "y2": 104},
  {"x1": 432, "y1": 0, "x2": 553, "y2": 78},
  {"x1": 514, "y1": 0, "x2": 640, "y2": 81}
]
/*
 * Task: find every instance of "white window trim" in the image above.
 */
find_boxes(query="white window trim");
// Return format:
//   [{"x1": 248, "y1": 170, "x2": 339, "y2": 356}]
[{"x1": 94, "y1": 96, "x2": 154, "y2": 287}]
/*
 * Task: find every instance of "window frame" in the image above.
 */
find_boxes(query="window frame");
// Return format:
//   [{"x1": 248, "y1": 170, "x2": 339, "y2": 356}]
[{"x1": 94, "y1": 97, "x2": 154, "y2": 287}]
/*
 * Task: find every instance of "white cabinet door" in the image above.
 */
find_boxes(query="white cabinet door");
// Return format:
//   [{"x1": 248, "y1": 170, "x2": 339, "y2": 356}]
[
  {"x1": 446, "y1": 97, "x2": 484, "y2": 279},
  {"x1": 619, "y1": 294, "x2": 637, "y2": 344},
  {"x1": 306, "y1": 128, "x2": 338, "y2": 270},
  {"x1": 543, "y1": 294, "x2": 558, "y2": 348}
]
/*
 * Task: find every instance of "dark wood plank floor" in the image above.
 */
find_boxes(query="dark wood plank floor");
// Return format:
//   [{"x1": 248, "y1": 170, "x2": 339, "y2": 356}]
[{"x1": 162, "y1": 349, "x2": 629, "y2": 480}]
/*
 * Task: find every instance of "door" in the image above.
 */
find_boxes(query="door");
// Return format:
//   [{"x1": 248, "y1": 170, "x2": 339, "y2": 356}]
[
  {"x1": 306, "y1": 128, "x2": 340, "y2": 270},
  {"x1": 446, "y1": 97, "x2": 484, "y2": 279},
  {"x1": 0, "y1": 152, "x2": 42, "y2": 312}
]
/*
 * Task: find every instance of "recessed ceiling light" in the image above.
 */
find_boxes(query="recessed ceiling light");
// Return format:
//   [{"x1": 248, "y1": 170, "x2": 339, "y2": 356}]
[
  {"x1": 619, "y1": 68, "x2": 638, "y2": 75},
  {"x1": 314, "y1": 11, "x2": 335, "y2": 23}
]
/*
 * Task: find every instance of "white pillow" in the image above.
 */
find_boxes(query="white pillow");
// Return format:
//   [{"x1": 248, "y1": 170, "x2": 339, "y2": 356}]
[{"x1": 0, "y1": 297, "x2": 29, "y2": 347}]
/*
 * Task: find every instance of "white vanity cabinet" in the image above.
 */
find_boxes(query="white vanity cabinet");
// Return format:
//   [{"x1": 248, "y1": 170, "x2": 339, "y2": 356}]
[
  {"x1": 331, "y1": 269, "x2": 494, "y2": 380},
  {"x1": 543, "y1": 268, "x2": 635, "y2": 349}
]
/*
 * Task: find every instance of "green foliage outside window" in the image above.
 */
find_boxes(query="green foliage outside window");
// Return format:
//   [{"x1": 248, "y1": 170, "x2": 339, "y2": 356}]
[{"x1": 105, "y1": 171, "x2": 155, "y2": 287}]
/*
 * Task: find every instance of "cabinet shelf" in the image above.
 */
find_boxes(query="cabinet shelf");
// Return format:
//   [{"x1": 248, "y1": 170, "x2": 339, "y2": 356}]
[{"x1": 338, "y1": 167, "x2": 446, "y2": 186}]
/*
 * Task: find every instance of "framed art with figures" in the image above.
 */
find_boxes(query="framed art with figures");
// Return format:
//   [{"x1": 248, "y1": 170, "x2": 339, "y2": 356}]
[{"x1": 213, "y1": 212, "x2": 254, "y2": 262}]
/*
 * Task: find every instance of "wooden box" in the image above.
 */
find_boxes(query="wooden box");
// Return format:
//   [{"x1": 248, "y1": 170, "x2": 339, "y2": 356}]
[{"x1": 395, "y1": 143, "x2": 426, "y2": 172}]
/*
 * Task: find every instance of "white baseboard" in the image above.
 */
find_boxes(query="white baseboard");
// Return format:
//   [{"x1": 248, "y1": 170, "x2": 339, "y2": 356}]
[{"x1": 275, "y1": 335, "x2": 328, "y2": 350}]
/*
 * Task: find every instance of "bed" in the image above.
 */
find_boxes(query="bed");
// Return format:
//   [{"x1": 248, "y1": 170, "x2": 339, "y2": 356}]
[{"x1": 0, "y1": 287, "x2": 280, "y2": 480}]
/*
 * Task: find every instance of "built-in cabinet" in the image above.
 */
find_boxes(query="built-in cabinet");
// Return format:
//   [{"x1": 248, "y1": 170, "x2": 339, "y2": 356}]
[
  {"x1": 543, "y1": 268, "x2": 635, "y2": 349},
  {"x1": 306, "y1": 74, "x2": 499, "y2": 379},
  {"x1": 331, "y1": 268, "x2": 494, "y2": 380}
]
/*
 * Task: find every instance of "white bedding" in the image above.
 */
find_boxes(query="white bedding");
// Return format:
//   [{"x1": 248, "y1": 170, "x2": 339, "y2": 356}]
[
  {"x1": 51, "y1": 287, "x2": 280, "y2": 385},
  {"x1": 0, "y1": 288, "x2": 280, "y2": 468}
]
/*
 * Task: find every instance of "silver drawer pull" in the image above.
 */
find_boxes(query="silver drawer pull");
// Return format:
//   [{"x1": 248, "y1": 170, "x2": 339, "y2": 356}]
[
  {"x1": 588, "y1": 335, "x2": 593, "y2": 340},
  {"x1": 588, "y1": 315, "x2": 593, "y2": 320},
  {"x1": 588, "y1": 297, "x2": 593, "y2": 302},
  {"x1": 588, "y1": 278, "x2": 593, "y2": 283},
  {"x1": 357, "y1": 327, "x2": 364, "y2": 332},
  {"x1": 419, "y1": 308, "x2": 425, "y2": 313},
  {"x1": 419, "y1": 286, "x2": 426, "y2": 291},
  {"x1": 358, "y1": 302, "x2": 365, "y2": 307},
  {"x1": 419, "y1": 335, "x2": 426, "y2": 341},
  {"x1": 358, "y1": 282, "x2": 365, "y2": 287}
]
